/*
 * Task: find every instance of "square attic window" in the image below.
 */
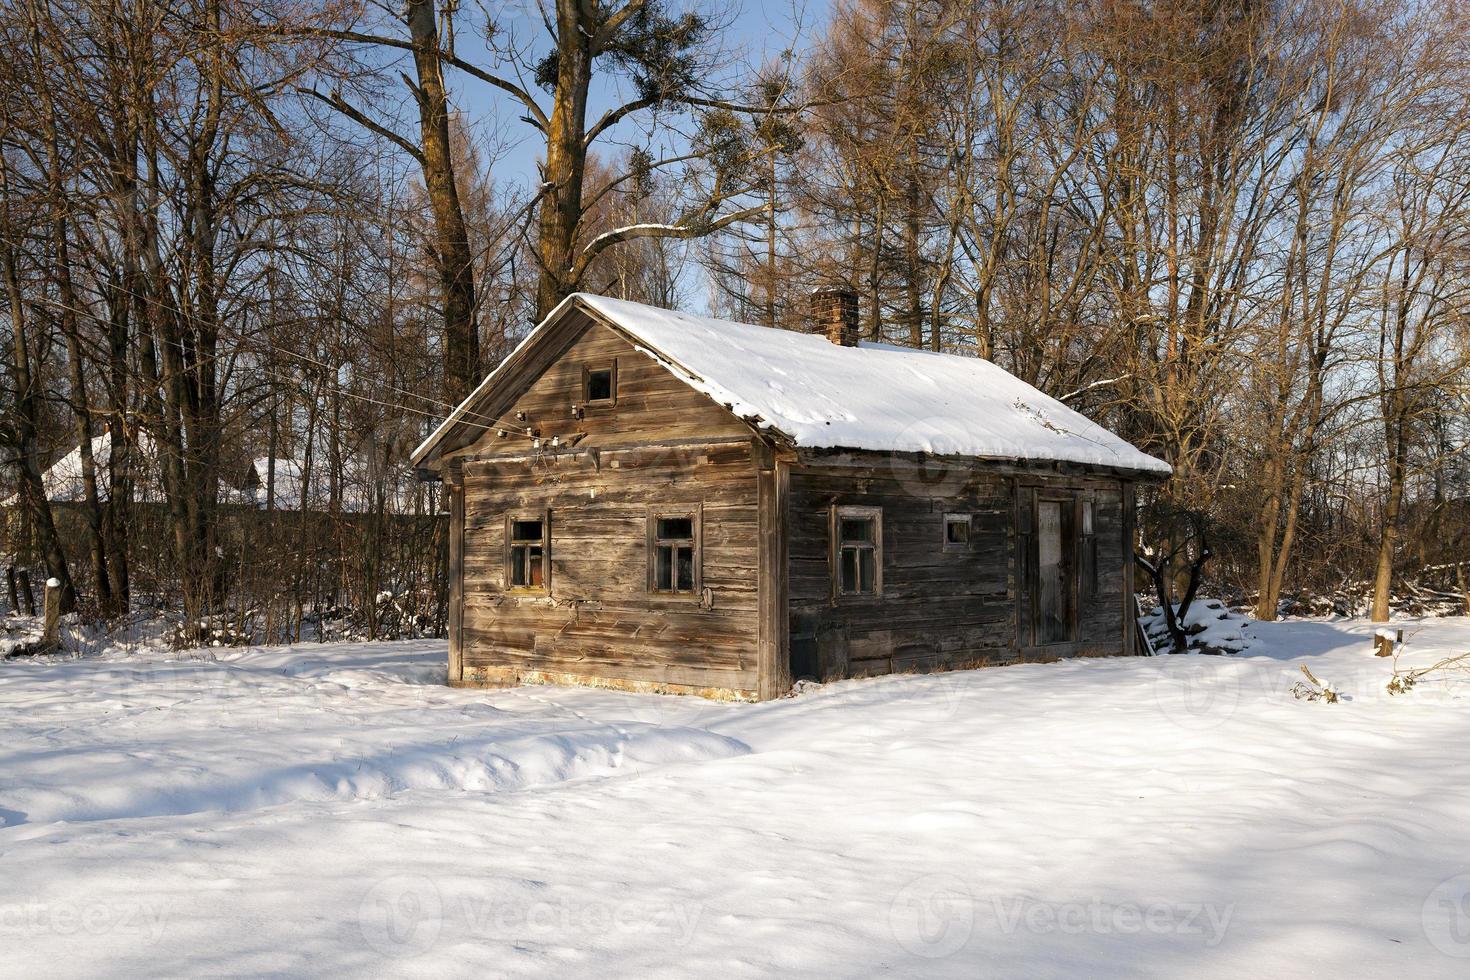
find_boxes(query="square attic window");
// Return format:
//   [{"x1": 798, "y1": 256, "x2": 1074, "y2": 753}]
[
  {"x1": 944, "y1": 514, "x2": 972, "y2": 550},
  {"x1": 584, "y1": 364, "x2": 616, "y2": 403}
]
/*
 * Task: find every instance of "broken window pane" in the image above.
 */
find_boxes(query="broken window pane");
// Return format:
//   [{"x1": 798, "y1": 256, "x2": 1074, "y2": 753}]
[
  {"x1": 657, "y1": 517, "x2": 693, "y2": 540},
  {"x1": 946, "y1": 516, "x2": 970, "y2": 545},
  {"x1": 677, "y1": 545, "x2": 694, "y2": 590},
  {"x1": 587, "y1": 367, "x2": 614, "y2": 401},
  {"x1": 509, "y1": 517, "x2": 547, "y2": 589}
]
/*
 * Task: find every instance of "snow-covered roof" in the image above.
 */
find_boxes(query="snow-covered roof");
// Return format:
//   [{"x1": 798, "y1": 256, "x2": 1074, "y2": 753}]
[
  {"x1": 0, "y1": 432, "x2": 171, "y2": 508},
  {"x1": 2, "y1": 435, "x2": 428, "y2": 513},
  {"x1": 413, "y1": 293, "x2": 1171, "y2": 476},
  {"x1": 248, "y1": 457, "x2": 428, "y2": 514},
  {"x1": 0, "y1": 432, "x2": 266, "y2": 509}
]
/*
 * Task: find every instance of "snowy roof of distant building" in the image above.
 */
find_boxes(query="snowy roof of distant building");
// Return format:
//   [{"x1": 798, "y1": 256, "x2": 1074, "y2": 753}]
[{"x1": 1, "y1": 434, "x2": 430, "y2": 513}]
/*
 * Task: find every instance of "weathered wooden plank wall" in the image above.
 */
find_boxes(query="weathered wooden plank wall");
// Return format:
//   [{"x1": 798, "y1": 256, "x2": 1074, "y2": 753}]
[
  {"x1": 446, "y1": 320, "x2": 763, "y2": 697},
  {"x1": 787, "y1": 458, "x2": 1016, "y2": 679},
  {"x1": 755, "y1": 455, "x2": 794, "y2": 700},
  {"x1": 447, "y1": 469, "x2": 465, "y2": 683},
  {"x1": 788, "y1": 455, "x2": 1130, "y2": 681}
]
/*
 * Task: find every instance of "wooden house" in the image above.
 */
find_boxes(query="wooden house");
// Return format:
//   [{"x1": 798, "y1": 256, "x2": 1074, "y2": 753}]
[{"x1": 410, "y1": 291, "x2": 1171, "y2": 700}]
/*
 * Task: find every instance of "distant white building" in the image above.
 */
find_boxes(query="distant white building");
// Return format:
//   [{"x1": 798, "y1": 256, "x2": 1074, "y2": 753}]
[
  {"x1": 246, "y1": 455, "x2": 426, "y2": 514},
  {"x1": 4, "y1": 432, "x2": 425, "y2": 514}
]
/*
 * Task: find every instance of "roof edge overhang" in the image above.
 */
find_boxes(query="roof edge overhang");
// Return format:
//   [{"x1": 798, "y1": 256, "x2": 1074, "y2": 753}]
[
  {"x1": 410, "y1": 293, "x2": 1169, "y2": 481},
  {"x1": 409, "y1": 293, "x2": 587, "y2": 473},
  {"x1": 794, "y1": 444, "x2": 1172, "y2": 482},
  {"x1": 409, "y1": 294, "x2": 791, "y2": 474}
]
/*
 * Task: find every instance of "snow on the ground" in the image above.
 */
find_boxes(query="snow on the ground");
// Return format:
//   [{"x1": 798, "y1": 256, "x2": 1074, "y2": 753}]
[
  {"x1": 0, "y1": 618, "x2": 42, "y2": 659},
  {"x1": 1141, "y1": 598, "x2": 1257, "y2": 655},
  {"x1": 2, "y1": 616, "x2": 1469, "y2": 978}
]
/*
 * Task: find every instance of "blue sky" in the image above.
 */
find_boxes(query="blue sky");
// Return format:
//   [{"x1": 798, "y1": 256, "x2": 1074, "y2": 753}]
[{"x1": 451, "y1": 1, "x2": 830, "y2": 195}]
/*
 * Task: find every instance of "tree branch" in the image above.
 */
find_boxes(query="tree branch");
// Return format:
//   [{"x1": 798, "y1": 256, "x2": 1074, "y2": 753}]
[
  {"x1": 584, "y1": 96, "x2": 659, "y2": 148},
  {"x1": 1059, "y1": 374, "x2": 1132, "y2": 403},
  {"x1": 440, "y1": 53, "x2": 548, "y2": 131},
  {"x1": 573, "y1": 203, "x2": 769, "y2": 278},
  {"x1": 265, "y1": 24, "x2": 548, "y2": 130},
  {"x1": 683, "y1": 94, "x2": 818, "y2": 115},
  {"x1": 297, "y1": 87, "x2": 425, "y2": 164},
  {"x1": 592, "y1": 0, "x2": 648, "y2": 52},
  {"x1": 580, "y1": 150, "x2": 703, "y2": 213}
]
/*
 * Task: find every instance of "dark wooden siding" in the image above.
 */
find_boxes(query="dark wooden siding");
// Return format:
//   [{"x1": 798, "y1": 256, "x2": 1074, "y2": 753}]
[
  {"x1": 1081, "y1": 484, "x2": 1126, "y2": 649},
  {"x1": 447, "y1": 322, "x2": 762, "y2": 696},
  {"x1": 787, "y1": 458, "x2": 1017, "y2": 679},
  {"x1": 788, "y1": 454, "x2": 1131, "y2": 682}
]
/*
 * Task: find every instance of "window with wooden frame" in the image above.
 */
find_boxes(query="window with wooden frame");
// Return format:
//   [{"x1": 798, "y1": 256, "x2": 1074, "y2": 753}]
[
  {"x1": 1080, "y1": 499, "x2": 1099, "y2": 598},
  {"x1": 833, "y1": 505, "x2": 882, "y2": 598},
  {"x1": 1017, "y1": 491, "x2": 1034, "y2": 591},
  {"x1": 506, "y1": 513, "x2": 549, "y2": 591},
  {"x1": 583, "y1": 361, "x2": 617, "y2": 405},
  {"x1": 943, "y1": 513, "x2": 973, "y2": 551},
  {"x1": 648, "y1": 511, "x2": 701, "y2": 595}
]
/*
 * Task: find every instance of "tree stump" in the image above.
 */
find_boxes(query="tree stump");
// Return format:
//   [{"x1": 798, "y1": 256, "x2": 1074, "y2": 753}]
[{"x1": 1373, "y1": 629, "x2": 1403, "y2": 658}]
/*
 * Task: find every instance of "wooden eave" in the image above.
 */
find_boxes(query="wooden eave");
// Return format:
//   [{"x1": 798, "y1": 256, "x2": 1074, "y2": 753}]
[
  {"x1": 410, "y1": 296, "x2": 795, "y2": 476},
  {"x1": 793, "y1": 445, "x2": 1170, "y2": 482},
  {"x1": 412, "y1": 294, "x2": 1163, "y2": 483}
]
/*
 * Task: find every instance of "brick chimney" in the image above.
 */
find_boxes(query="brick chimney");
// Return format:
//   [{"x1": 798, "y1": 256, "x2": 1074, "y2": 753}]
[{"x1": 810, "y1": 287, "x2": 859, "y2": 347}]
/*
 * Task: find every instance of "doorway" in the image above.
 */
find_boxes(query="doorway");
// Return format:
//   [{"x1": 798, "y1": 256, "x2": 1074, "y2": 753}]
[{"x1": 1034, "y1": 498, "x2": 1076, "y2": 645}]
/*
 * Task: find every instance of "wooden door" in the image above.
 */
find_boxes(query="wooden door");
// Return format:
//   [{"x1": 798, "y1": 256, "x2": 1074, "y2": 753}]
[{"x1": 1035, "y1": 499, "x2": 1075, "y2": 644}]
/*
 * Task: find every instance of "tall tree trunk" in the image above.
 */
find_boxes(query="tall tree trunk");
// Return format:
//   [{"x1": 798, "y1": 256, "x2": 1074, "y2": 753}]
[
  {"x1": 57, "y1": 275, "x2": 112, "y2": 612},
  {"x1": 1, "y1": 235, "x2": 77, "y2": 613},
  {"x1": 45, "y1": 127, "x2": 114, "y2": 613},
  {"x1": 1371, "y1": 424, "x2": 1407, "y2": 622},
  {"x1": 1254, "y1": 460, "x2": 1283, "y2": 620},
  {"x1": 406, "y1": 0, "x2": 480, "y2": 403},
  {"x1": 902, "y1": 173, "x2": 924, "y2": 348},
  {"x1": 103, "y1": 273, "x2": 131, "y2": 609},
  {"x1": 536, "y1": 0, "x2": 594, "y2": 317}
]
